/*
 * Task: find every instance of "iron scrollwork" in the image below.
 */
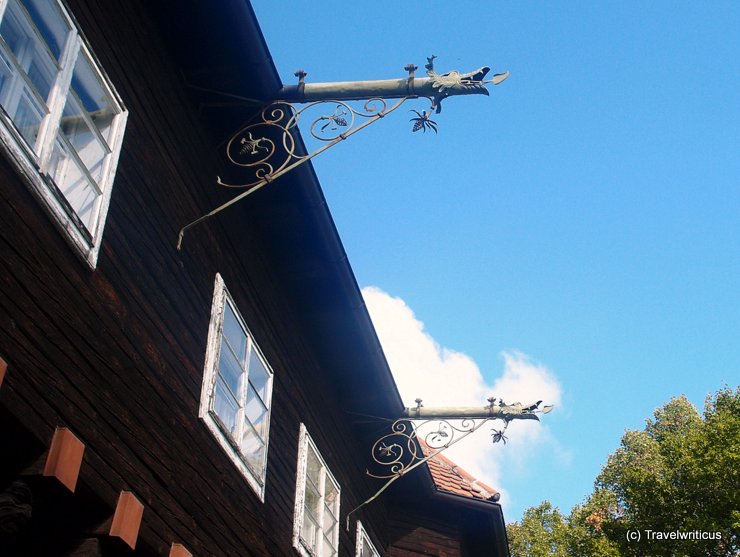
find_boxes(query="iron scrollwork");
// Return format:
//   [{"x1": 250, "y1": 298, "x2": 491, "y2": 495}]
[
  {"x1": 216, "y1": 96, "x2": 405, "y2": 190},
  {"x1": 176, "y1": 57, "x2": 511, "y2": 248},
  {"x1": 367, "y1": 398, "x2": 553, "y2": 482},
  {"x1": 345, "y1": 398, "x2": 552, "y2": 528},
  {"x1": 368, "y1": 417, "x2": 487, "y2": 480},
  {"x1": 176, "y1": 96, "x2": 419, "y2": 248}
]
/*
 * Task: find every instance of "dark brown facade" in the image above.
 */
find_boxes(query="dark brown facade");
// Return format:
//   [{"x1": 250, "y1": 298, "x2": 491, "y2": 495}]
[{"x1": 0, "y1": 1, "x2": 508, "y2": 555}]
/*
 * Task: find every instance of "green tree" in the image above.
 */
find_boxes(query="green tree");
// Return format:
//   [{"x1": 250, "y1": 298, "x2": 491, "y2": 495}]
[
  {"x1": 593, "y1": 395, "x2": 702, "y2": 555},
  {"x1": 508, "y1": 501, "x2": 571, "y2": 557},
  {"x1": 507, "y1": 496, "x2": 620, "y2": 557},
  {"x1": 507, "y1": 386, "x2": 740, "y2": 557},
  {"x1": 567, "y1": 489, "x2": 621, "y2": 557},
  {"x1": 692, "y1": 387, "x2": 740, "y2": 549}
]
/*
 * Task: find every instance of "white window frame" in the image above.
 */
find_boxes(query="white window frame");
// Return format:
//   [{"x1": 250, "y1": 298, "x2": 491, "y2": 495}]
[
  {"x1": 293, "y1": 424, "x2": 341, "y2": 557},
  {"x1": 0, "y1": 0, "x2": 127, "y2": 268},
  {"x1": 199, "y1": 273, "x2": 274, "y2": 501},
  {"x1": 355, "y1": 521, "x2": 381, "y2": 557}
]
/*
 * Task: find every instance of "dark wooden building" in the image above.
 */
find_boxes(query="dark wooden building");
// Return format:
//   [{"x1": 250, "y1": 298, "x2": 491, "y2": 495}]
[{"x1": 0, "y1": 1, "x2": 510, "y2": 555}]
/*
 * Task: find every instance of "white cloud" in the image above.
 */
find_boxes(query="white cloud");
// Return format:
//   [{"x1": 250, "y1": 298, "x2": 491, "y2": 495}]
[{"x1": 361, "y1": 286, "x2": 566, "y2": 510}]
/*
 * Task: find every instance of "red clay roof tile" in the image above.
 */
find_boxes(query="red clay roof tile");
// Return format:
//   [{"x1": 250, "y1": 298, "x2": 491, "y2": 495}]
[{"x1": 419, "y1": 440, "x2": 499, "y2": 502}]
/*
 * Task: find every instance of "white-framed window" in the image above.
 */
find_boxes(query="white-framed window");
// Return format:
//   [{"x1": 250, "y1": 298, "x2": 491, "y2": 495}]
[
  {"x1": 199, "y1": 273, "x2": 274, "y2": 500},
  {"x1": 355, "y1": 521, "x2": 381, "y2": 557},
  {"x1": 0, "y1": 0, "x2": 127, "y2": 268},
  {"x1": 293, "y1": 424, "x2": 341, "y2": 557}
]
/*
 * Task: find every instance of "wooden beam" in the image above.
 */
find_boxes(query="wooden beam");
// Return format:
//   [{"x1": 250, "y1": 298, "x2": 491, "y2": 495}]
[
  {"x1": 43, "y1": 427, "x2": 86, "y2": 492},
  {"x1": 0, "y1": 355, "x2": 7, "y2": 387},
  {"x1": 109, "y1": 491, "x2": 144, "y2": 550},
  {"x1": 169, "y1": 542, "x2": 193, "y2": 557},
  {"x1": 67, "y1": 538, "x2": 102, "y2": 557}
]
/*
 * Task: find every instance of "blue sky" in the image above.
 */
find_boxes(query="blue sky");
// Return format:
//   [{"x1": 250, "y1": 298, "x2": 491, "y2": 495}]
[{"x1": 251, "y1": 1, "x2": 739, "y2": 521}]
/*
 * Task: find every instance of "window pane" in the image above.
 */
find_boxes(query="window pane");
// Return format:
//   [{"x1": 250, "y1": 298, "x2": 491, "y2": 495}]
[
  {"x1": 303, "y1": 473, "x2": 321, "y2": 552},
  {"x1": 244, "y1": 385, "x2": 268, "y2": 439},
  {"x1": 247, "y1": 349, "x2": 270, "y2": 402},
  {"x1": 0, "y1": 0, "x2": 59, "y2": 101},
  {"x1": 20, "y1": 0, "x2": 69, "y2": 63},
  {"x1": 301, "y1": 511, "x2": 319, "y2": 552},
  {"x1": 306, "y1": 448, "x2": 321, "y2": 487},
  {"x1": 304, "y1": 474, "x2": 321, "y2": 517},
  {"x1": 222, "y1": 303, "x2": 247, "y2": 363},
  {"x1": 13, "y1": 89, "x2": 44, "y2": 147},
  {"x1": 323, "y1": 504, "x2": 338, "y2": 534},
  {"x1": 212, "y1": 378, "x2": 239, "y2": 436},
  {"x1": 324, "y1": 480, "x2": 339, "y2": 512},
  {"x1": 26, "y1": 50, "x2": 53, "y2": 100},
  {"x1": 0, "y1": 48, "x2": 12, "y2": 88},
  {"x1": 321, "y1": 530, "x2": 337, "y2": 557},
  {"x1": 68, "y1": 49, "x2": 116, "y2": 145},
  {"x1": 52, "y1": 50, "x2": 117, "y2": 208},
  {"x1": 239, "y1": 423, "x2": 265, "y2": 474},
  {"x1": 48, "y1": 138, "x2": 99, "y2": 230},
  {"x1": 0, "y1": 8, "x2": 24, "y2": 53},
  {"x1": 58, "y1": 93, "x2": 108, "y2": 184},
  {"x1": 217, "y1": 337, "x2": 243, "y2": 396},
  {"x1": 0, "y1": 2, "x2": 55, "y2": 153},
  {"x1": 361, "y1": 539, "x2": 378, "y2": 557}
]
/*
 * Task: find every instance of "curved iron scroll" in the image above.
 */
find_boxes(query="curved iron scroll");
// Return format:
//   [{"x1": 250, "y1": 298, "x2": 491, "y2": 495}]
[
  {"x1": 218, "y1": 97, "x2": 403, "y2": 189},
  {"x1": 346, "y1": 399, "x2": 553, "y2": 529},
  {"x1": 345, "y1": 416, "x2": 502, "y2": 530},
  {"x1": 368, "y1": 417, "x2": 490, "y2": 480},
  {"x1": 176, "y1": 57, "x2": 510, "y2": 249},
  {"x1": 177, "y1": 95, "x2": 433, "y2": 249}
]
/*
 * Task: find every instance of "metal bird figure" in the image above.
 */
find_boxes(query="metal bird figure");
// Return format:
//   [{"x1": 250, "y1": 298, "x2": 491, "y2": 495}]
[{"x1": 523, "y1": 400, "x2": 543, "y2": 413}]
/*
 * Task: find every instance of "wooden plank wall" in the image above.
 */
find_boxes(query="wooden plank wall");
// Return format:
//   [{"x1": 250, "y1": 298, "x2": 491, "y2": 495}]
[
  {"x1": 0, "y1": 0, "x2": 392, "y2": 555},
  {"x1": 389, "y1": 520, "x2": 462, "y2": 557}
]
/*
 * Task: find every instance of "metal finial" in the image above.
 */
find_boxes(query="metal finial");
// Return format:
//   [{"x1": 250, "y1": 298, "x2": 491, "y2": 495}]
[{"x1": 294, "y1": 69, "x2": 307, "y2": 84}]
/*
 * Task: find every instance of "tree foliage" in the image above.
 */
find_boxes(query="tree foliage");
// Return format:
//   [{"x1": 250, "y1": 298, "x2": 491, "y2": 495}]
[
  {"x1": 507, "y1": 386, "x2": 740, "y2": 557},
  {"x1": 507, "y1": 501, "x2": 571, "y2": 557}
]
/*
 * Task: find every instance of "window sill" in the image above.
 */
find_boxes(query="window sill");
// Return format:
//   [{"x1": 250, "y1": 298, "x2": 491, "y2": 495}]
[
  {"x1": 199, "y1": 412, "x2": 267, "y2": 502},
  {"x1": 0, "y1": 112, "x2": 101, "y2": 269}
]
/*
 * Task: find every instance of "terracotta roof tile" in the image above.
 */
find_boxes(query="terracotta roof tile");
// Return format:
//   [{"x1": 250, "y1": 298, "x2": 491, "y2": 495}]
[{"x1": 419, "y1": 439, "x2": 499, "y2": 502}]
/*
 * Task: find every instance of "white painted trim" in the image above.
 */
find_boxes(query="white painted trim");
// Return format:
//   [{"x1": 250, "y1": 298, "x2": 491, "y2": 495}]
[
  {"x1": 293, "y1": 424, "x2": 342, "y2": 557},
  {"x1": 0, "y1": 116, "x2": 92, "y2": 261},
  {"x1": 199, "y1": 273, "x2": 274, "y2": 502},
  {"x1": 355, "y1": 521, "x2": 380, "y2": 557},
  {"x1": 198, "y1": 273, "x2": 226, "y2": 419},
  {"x1": 292, "y1": 424, "x2": 310, "y2": 554},
  {"x1": 37, "y1": 29, "x2": 80, "y2": 173},
  {"x1": 88, "y1": 107, "x2": 127, "y2": 265}
]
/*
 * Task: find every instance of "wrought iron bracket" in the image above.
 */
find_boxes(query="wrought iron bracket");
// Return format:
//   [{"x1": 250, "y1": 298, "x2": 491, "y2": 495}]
[
  {"x1": 345, "y1": 398, "x2": 552, "y2": 528},
  {"x1": 176, "y1": 57, "x2": 509, "y2": 249}
]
